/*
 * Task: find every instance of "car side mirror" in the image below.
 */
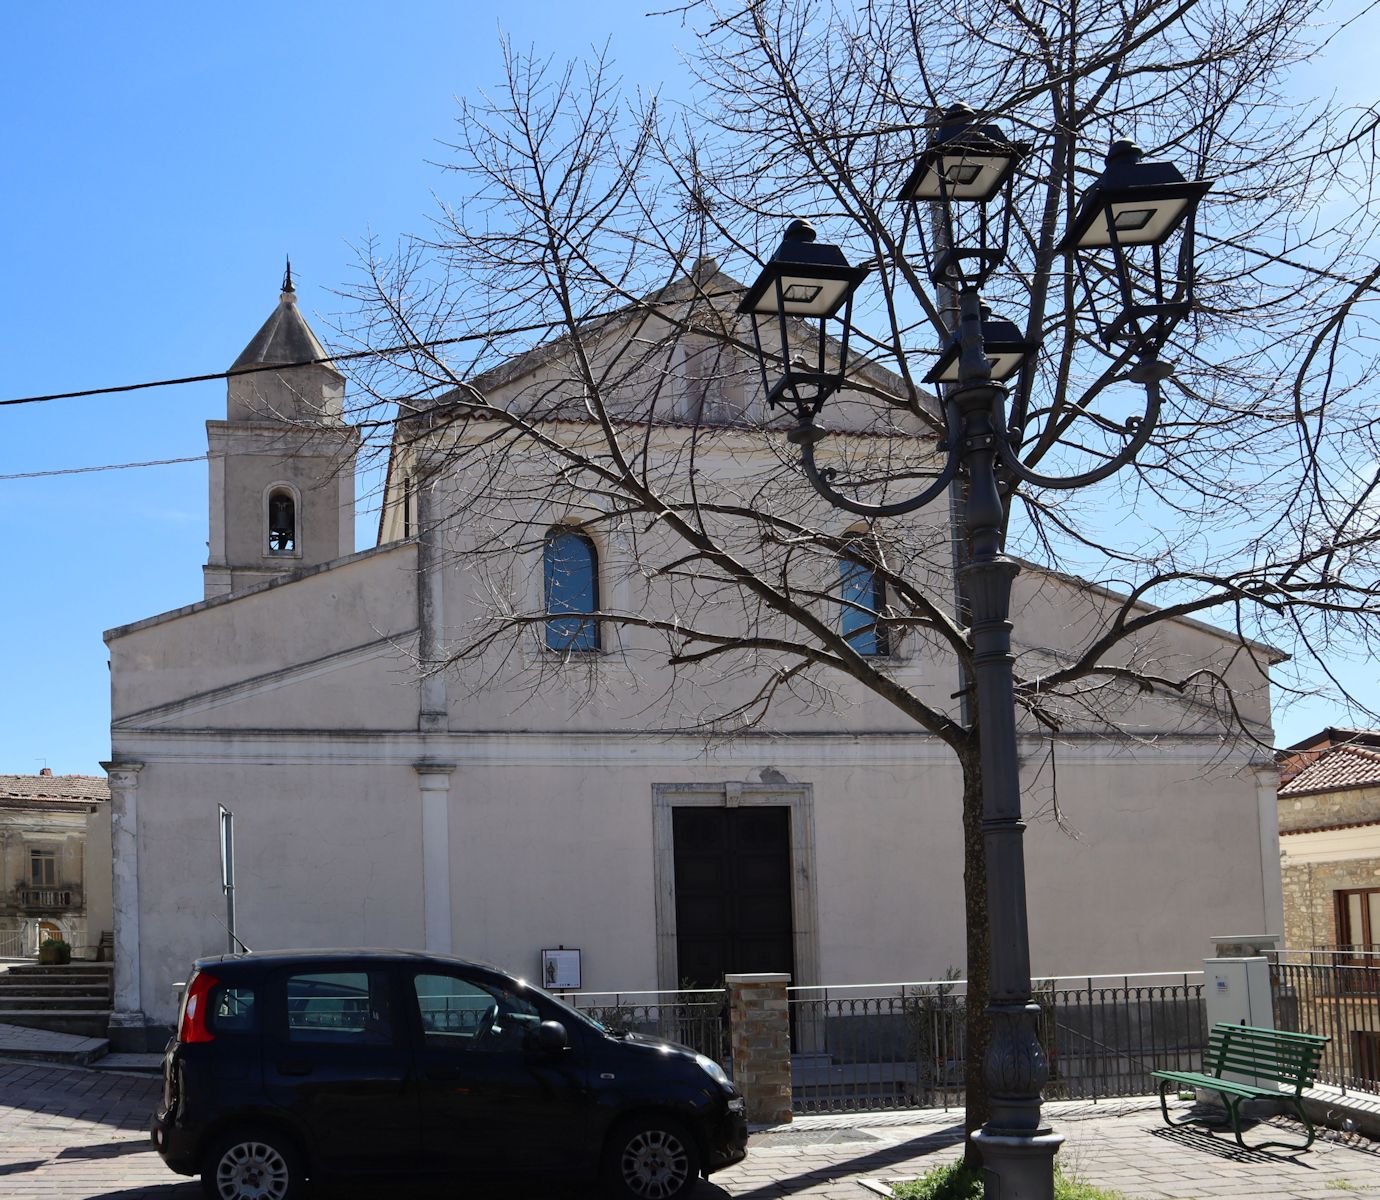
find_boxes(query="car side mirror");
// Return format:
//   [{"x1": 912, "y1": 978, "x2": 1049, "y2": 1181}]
[{"x1": 532, "y1": 1020, "x2": 569, "y2": 1054}]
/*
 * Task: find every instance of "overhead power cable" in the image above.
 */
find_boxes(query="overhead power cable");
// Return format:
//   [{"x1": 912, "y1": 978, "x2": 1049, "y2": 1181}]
[
  {"x1": 0, "y1": 285, "x2": 750, "y2": 409},
  {"x1": 0, "y1": 455, "x2": 207, "y2": 482},
  {"x1": 2, "y1": 348, "x2": 395, "y2": 408}
]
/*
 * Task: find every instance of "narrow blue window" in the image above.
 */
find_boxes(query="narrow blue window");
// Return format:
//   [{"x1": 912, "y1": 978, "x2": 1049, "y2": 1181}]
[
  {"x1": 840, "y1": 556, "x2": 888, "y2": 656},
  {"x1": 544, "y1": 529, "x2": 599, "y2": 652}
]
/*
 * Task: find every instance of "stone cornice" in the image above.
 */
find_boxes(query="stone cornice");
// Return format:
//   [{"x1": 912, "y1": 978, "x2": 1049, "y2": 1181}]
[
  {"x1": 106, "y1": 728, "x2": 1272, "y2": 771},
  {"x1": 206, "y1": 419, "x2": 360, "y2": 456}
]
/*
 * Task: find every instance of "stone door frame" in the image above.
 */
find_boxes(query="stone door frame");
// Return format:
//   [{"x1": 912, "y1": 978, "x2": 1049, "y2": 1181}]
[{"x1": 651, "y1": 781, "x2": 819, "y2": 993}]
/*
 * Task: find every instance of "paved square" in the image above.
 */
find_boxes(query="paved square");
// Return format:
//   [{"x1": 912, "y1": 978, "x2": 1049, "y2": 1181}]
[{"x1": 5, "y1": 1059, "x2": 1380, "y2": 1199}]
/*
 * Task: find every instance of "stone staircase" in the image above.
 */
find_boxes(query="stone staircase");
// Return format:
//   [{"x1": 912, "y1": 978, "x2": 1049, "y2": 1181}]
[{"x1": 0, "y1": 962, "x2": 113, "y2": 1038}]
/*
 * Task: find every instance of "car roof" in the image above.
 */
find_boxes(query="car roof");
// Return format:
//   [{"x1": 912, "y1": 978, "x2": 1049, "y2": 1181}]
[{"x1": 192, "y1": 948, "x2": 514, "y2": 977}]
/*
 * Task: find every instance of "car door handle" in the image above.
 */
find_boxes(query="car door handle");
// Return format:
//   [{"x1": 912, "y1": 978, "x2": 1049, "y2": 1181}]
[{"x1": 276, "y1": 1061, "x2": 312, "y2": 1076}]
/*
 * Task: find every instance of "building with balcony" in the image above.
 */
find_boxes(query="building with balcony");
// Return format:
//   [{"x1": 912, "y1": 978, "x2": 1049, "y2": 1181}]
[{"x1": 0, "y1": 770, "x2": 111, "y2": 958}]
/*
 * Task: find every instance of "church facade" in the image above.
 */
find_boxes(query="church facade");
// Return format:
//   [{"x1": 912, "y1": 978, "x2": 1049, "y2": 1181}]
[{"x1": 104, "y1": 276, "x2": 1284, "y2": 1047}]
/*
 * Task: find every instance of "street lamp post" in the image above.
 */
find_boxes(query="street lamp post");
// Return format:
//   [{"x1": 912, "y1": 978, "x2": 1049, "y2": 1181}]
[{"x1": 739, "y1": 106, "x2": 1210, "y2": 1200}]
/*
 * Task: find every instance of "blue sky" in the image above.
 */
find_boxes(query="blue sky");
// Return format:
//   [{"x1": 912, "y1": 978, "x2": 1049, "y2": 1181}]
[
  {"x1": 0, "y1": 2, "x2": 691, "y2": 775},
  {"x1": 0, "y1": 3, "x2": 1372, "y2": 774}
]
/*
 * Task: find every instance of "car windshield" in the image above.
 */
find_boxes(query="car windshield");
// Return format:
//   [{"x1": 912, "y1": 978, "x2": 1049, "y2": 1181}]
[{"x1": 513, "y1": 977, "x2": 622, "y2": 1036}]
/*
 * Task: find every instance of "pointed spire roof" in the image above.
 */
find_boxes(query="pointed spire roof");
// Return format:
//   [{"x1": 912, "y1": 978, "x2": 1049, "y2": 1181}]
[{"x1": 230, "y1": 261, "x2": 341, "y2": 375}]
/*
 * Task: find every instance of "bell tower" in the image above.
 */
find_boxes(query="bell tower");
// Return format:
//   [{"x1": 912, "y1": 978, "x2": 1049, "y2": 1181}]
[{"x1": 204, "y1": 262, "x2": 360, "y2": 598}]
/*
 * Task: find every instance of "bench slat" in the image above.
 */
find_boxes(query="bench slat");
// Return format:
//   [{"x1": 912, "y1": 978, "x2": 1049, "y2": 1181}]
[
  {"x1": 1206, "y1": 1031, "x2": 1326, "y2": 1049},
  {"x1": 1227, "y1": 1024, "x2": 1327, "y2": 1043},
  {"x1": 1211, "y1": 1040, "x2": 1320, "y2": 1059},
  {"x1": 1151, "y1": 1070, "x2": 1283, "y2": 1100},
  {"x1": 1214, "y1": 1059, "x2": 1319, "y2": 1075}
]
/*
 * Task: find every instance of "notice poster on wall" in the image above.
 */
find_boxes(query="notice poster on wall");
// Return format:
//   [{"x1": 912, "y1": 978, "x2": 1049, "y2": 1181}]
[{"x1": 541, "y1": 948, "x2": 581, "y2": 991}]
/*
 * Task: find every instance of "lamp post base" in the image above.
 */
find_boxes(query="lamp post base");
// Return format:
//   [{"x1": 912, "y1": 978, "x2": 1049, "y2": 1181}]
[{"x1": 970, "y1": 1128, "x2": 1065, "y2": 1200}]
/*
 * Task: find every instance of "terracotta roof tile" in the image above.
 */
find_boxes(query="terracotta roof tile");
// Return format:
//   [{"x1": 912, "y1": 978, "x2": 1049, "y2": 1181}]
[
  {"x1": 0, "y1": 774, "x2": 110, "y2": 803},
  {"x1": 1279, "y1": 745, "x2": 1380, "y2": 798},
  {"x1": 1280, "y1": 817, "x2": 1380, "y2": 836}
]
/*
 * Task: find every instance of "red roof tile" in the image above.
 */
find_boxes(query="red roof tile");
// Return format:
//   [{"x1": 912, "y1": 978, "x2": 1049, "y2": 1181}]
[
  {"x1": 0, "y1": 774, "x2": 110, "y2": 803},
  {"x1": 1280, "y1": 817, "x2": 1380, "y2": 836},
  {"x1": 1279, "y1": 745, "x2": 1380, "y2": 798}
]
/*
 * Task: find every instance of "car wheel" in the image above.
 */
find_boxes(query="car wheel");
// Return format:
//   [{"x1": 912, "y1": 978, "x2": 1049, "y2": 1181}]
[
  {"x1": 605, "y1": 1115, "x2": 702, "y2": 1200},
  {"x1": 201, "y1": 1127, "x2": 304, "y2": 1200}
]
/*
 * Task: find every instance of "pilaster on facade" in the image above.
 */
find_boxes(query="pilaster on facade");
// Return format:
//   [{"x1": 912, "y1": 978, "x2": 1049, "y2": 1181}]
[
  {"x1": 413, "y1": 762, "x2": 456, "y2": 953},
  {"x1": 1253, "y1": 763, "x2": 1285, "y2": 942},
  {"x1": 102, "y1": 761, "x2": 145, "y2": 1047},
  {"x1": 415, "y1": 458, "x2": 449, "y2": 733}
]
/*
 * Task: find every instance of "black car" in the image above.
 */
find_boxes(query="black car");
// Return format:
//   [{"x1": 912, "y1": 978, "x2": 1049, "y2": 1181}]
[{"x1": 152, "y1": 949, "x2": 747, "y2": 1200}]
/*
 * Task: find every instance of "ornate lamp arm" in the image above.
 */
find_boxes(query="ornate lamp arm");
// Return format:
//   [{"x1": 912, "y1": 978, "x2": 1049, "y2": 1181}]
[
  {"x1": 794, "y1": 399, "x2": 964, "y2": 517},
  {"x1": 994, "y1": 359, "x2": 1170, "y2": 491}
]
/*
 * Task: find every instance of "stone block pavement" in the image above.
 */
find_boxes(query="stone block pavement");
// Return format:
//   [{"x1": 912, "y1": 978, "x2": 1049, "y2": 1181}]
[
  {"x1": 6, "y1": 1055, "x2": 1380, "y2": 1198},
  {"x1": 0, "y1": 1020, "x2": 109, "y2": 1065}
]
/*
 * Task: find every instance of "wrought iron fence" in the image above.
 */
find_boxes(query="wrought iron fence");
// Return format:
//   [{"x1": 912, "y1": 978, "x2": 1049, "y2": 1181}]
[
  {"x1": 1271, "y1": 950, "x2": 1380, "y2": 1092},
  {"x1": 788, "y1": 973, "x2": 1206, "y2": 1114},
  {"x1": 789, "y1": 979, "x2": 967, "y2": 1113},
  {"x1": 0, "y1": 927, "x2": 33, "y2": 958},
  {"x1": 1307, "y1": 944, "x2": 1380, "y2": 965},
  {"x1": 568, "y1": 989, "x2": 730, "y2": 1067}
]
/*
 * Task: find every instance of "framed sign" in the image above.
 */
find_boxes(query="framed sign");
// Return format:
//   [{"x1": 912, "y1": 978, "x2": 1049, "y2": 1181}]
[{"x1": 541, "y1": 947, "x2": 582, "y2": 990}]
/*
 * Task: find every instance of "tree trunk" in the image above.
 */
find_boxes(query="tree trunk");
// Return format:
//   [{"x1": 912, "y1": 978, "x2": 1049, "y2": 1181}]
[{"x1": 960, "y1": 744, "x2": 990, "y2": 1167}]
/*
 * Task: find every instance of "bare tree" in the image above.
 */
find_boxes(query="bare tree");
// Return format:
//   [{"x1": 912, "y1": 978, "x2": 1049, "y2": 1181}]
[{"x1": 334, "y1": 0, "x2": 1380, "y2": 1158}]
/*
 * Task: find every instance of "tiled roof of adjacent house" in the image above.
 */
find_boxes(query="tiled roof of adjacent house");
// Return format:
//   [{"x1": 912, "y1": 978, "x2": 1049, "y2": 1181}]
[
  {"x1": 0, "y1": 773, "x2": 110, "y2": 803},
  {"x1": 1280, "y1": 817, "x2": 1380, "y2": 836},
  {"x1": 1279, "y1": 744, "x2": 1380, "y2": 798},
  {"x1": 1278, "y1": 727, "x2": 1380, "y2": 784}
]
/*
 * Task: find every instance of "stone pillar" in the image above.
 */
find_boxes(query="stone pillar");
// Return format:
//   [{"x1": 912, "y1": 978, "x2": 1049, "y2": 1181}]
[
  {"x1": 413, "y1": 763, "x2": 455, "y2": 953},
  {"x1": 726, "y1": 972, "x2": 792, "y2": 1126},
  {"x1": 102, "y1": 761, "x2": 145, "y2": 1050},
  {"x1": 1253, "y1": 764, "x2": 1285, "y2": 944}
]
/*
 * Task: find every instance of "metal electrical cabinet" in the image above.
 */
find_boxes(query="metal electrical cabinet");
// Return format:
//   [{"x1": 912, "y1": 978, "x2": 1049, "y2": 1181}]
[{"x1": 1202, "y1": 956, "x2": 1275, "y2": 1087}]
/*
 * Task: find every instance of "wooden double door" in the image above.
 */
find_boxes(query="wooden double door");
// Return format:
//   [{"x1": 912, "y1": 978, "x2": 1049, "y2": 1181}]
[{"x1": 672, "y1": 806, "x2": 795, "y2": 988}]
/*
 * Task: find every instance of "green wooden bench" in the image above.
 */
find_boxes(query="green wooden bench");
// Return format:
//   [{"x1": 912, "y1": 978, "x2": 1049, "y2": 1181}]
[{"x1": 1152, "y1": 1022, "x2": 1330, "y2": 1151}]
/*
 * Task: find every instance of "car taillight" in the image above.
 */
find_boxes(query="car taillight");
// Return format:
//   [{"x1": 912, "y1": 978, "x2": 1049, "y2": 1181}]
[{"x1": 179, "y1": 971, "x2": 219, "y2": 1044}]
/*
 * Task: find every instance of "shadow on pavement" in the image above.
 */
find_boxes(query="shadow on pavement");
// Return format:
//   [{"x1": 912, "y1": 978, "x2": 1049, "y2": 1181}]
[
  {"x1": 314, "y1": 1182, "x2": 588, "y2": 1200},
  {"x1": 77, "y1": 1187, "x2": 198, "y2": 1199},
  {"x1": 58, "y1": 1139, "x2": 154, "y2": 1160},
  {"x1": 79, "y1": 1184, "x2": 574, "y2": 1200},
  {"x1": 1147, "y1": 1123, "x2": 1315, "y2": 1166},
  {"x1": 0, "y1": 1059, "x2": 163, "y2": 1134},
  {"x1": 723, "y1": 1124, "x2": 965, "y2": 1200},
  {"x1": 0, "y1": 1160, "x2": 47, "y2": 1176}
]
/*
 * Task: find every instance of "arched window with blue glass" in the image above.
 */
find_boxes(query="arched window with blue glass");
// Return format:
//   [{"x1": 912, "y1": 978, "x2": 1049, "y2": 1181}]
[
  {"x1": 544, "y1": 527, "x2": 600, "y2": 652},
  {"x1": 839, "y1": 551, "x2": 889, "y2": 656}
]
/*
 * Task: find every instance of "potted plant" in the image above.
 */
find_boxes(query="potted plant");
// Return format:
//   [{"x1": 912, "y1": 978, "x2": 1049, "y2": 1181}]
[{"x1": 38, "y1": 936, "x2": 71, "y2": 966}]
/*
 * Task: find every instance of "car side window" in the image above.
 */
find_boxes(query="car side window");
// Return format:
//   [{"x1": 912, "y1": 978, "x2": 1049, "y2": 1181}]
[
  {"x1": 286, "y1": 971, "x2": 393, "y2": 1045},
  {"x1": 209, "y1": 983, "x2": 256, "y2": 1034},
  {"x1": 413, "y1": 973, "x2": 541, "y2": 1052}
]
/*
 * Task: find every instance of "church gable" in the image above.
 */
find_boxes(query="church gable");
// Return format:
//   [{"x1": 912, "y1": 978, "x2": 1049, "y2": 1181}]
[{"x1": 361, "y1": 266, "x2": 1279, "y2": 744}]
